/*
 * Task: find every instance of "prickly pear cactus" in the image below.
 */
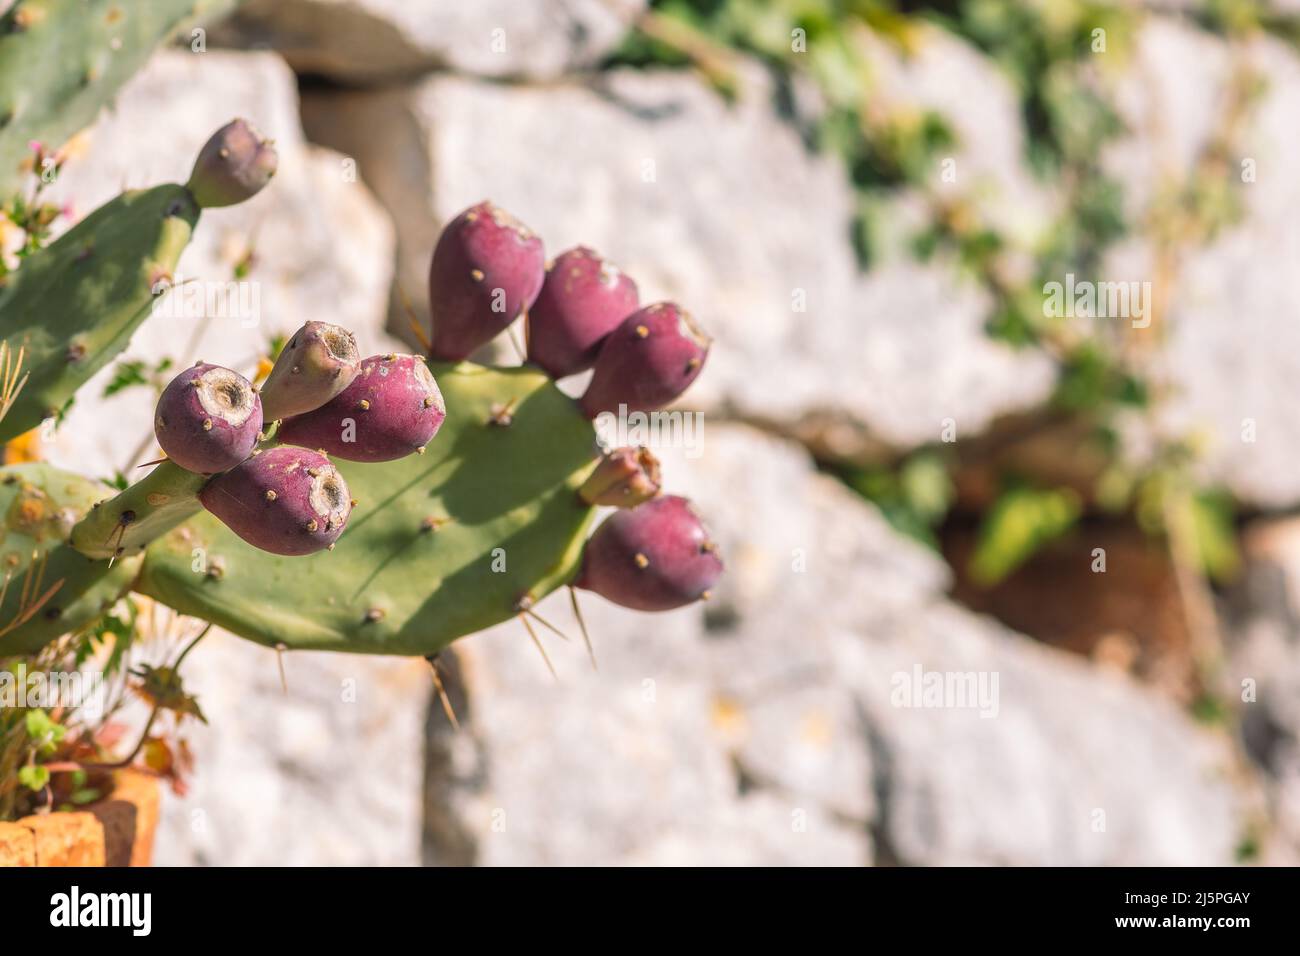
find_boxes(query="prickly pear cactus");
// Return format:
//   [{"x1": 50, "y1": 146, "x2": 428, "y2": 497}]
[
  {"x1": 135, "y1": 363, "x2": 600, "y2": 655},
  {"x1": 0, "y1": 0, "x2": 238, "y2": 195},
  {"x1": 0, "y1": 463, "x2": 142, "y2": 655},
  {"x1": 0, "y1": 184, "x2": 199, "y2": 443},
  {"x1": 1, "y1": 190, "x2": 721, "y2": 666}
]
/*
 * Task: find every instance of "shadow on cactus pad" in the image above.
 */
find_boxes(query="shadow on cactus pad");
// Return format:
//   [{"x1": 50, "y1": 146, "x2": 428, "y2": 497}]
[{"x1": 135, "y1": 363, "x2": 599, "y2": 655}]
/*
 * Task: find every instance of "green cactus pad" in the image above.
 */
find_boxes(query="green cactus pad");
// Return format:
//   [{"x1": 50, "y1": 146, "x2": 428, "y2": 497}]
[
  {"x1": 137, "y1": 363, "x2": 601, "y2": 656},
  {"x1": 0, "y1": 462, "x2": 142, "y2": 655},
  {"x1": 0, "y1": 0, "x2": 237, "y2": 196},
  {"x1": 0, "y1": 183, "x2": 198, "y2": 444},
  {"x1": 70, "y1": 459, "x2": 206, "y2": 561}
]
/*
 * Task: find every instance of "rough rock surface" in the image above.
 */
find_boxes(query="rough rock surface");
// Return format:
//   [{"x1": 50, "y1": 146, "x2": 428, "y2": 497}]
[
  {"x1": 1224, "y1": 517, "x2": 1300, "y2": 863},
  {"x1": 213, "y1": 0, "x2": 647, "y2": 82},
  {"x1": 859, "y1": 23, "x2": 1058, "y2": 250},
  {"x1": 424, "y1": 423, "x2": 1245, "y2": 865},
  {"x1": 301, "y1": 65, "x2": 1055, "y2": 460},
  {"x1": 152, "y1": 633, "x2": 429, "y2": 866},
  {"x1": 1102, "y1": 19, "x2": 1300, "y2": 507},
  {"x1": 38, "y1": 49, "x2": 395, "y2": 480}
]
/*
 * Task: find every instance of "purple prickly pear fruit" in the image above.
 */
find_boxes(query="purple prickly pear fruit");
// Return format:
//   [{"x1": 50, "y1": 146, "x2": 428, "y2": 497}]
[
  {"x1": 260, "y1": 321, "x2": 362, "y2": 421},
  {"x1": 276, "y1": 354, "x2": 446, "y2": 462},
  {"x1": 427, "y1": 201, "x2": 545, "y2": 361},
  {"x1": 154, "y1": 363, "x2": 263, "y2": 475},
  {"x1": 578, "y1": 446, "x2": 661, "y2": 508},
  {"x1": 186, "y1": 119, "x2": 279, "y2": 208},
  {"x1": 578, "y1": 303, "x2": 710, "y2": 419},
  {"x1": 574, "y1": 495, "x2": 723, "y2": 611},
  {"x1": 199, "y1": 446, "x2": 352, "y2": 556},
  {"x1": 526, "y1": 246, "x2": 639, "y2": 378}
]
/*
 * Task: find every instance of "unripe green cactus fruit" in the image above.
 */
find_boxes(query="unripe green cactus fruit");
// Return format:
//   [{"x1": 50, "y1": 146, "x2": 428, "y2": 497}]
[
  {"x1": 68, "y1": 460, "x2": 206, "y2": 562},
  {"x1": 578, "y1": 446, "x2": 661, "y2": 507},
  {"x1": 185, "y1": 118, "x2": 278, "y2": 209},
  {"x1": 258, "y1": 321, "x2": 361, "y2": 421}
]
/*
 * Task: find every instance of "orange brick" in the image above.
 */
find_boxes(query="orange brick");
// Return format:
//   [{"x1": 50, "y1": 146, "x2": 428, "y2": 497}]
[
  {"x1": 20, "y1": 812, "x2": 105, "y2": 866},
  {"x1": 0, "y1": 822, "x2": 36, "y2": 867},
  {"x1": 90, "y1": 771, "x2": 160, "y2": 867}
]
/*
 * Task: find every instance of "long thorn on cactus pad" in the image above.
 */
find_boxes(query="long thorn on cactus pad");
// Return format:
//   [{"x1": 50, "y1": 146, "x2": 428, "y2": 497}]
[
  {"x1": 275, "y1": 642, "x2": 289, "y2": 694},
  {"x1": 515, "y1": 594, "x2": 570, "y2": 643},
  {"x1": 569, "y1": 586, "x2": 597, "y2": 672},
  {"x1": 397, "y1": 284, "x2": 432, "y2": 354},
  {"x1": 506, "y1": 322, "x2": 527, "y2": 364},
  {"x1": 519, "y1": 612, "x2": 558, "y2": 681},
  {"x1": 425, "y1": 654, "x2": 461, "y2": 732}
]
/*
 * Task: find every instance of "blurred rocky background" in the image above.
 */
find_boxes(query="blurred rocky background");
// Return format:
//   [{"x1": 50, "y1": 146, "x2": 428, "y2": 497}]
[{"x1": 10, "y1": 0, "x2": 1300, "y2": 864}]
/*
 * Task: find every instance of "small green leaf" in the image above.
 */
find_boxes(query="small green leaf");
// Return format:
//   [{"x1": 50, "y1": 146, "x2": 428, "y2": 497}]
[
  {"x1": 24, "y1": 709, "x2": 66, "y2": 757},
  {"x1": 18, "y1": 764, "x2": 50, "y2": 791},
  {"x1": 969, "y1": 485, "x2": 1082, "y2": 586},
  {"x1": 1191, "y1": 691, "x2": 1231, "y2": 726},
  {"x1": 24, "y1": 709, "x2": 61, "y2": 742},
  {"x1": 1189, "y1": 491, "x2": 1240, "y2": 584},
  {"x1": 899, "y1": 453, "x2": 953, "y2": 525},
  {"x1": 102, "y1": 359, "x2": 149, "y2": 398}
]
